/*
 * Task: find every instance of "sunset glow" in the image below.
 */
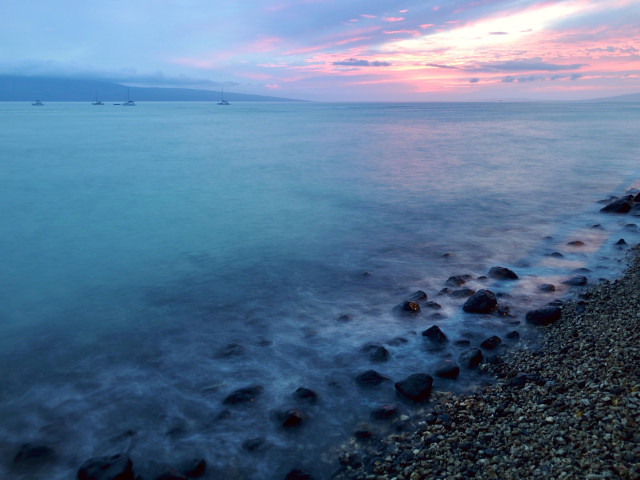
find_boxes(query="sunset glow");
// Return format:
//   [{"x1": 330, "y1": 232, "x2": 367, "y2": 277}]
[{"x1": 2, "y1": 0, "x2": 638, "y2": 101}]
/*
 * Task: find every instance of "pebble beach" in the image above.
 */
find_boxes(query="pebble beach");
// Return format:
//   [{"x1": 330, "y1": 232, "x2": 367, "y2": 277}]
[{"x1": 334, "y1": 244, "x2": 640, "y2": 480}]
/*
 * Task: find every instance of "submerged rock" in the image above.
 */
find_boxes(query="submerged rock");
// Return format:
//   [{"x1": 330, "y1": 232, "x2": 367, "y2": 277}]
[
  {"x1": 355, "y1": 369, "x2": 391, "y2": 387},
  {"x1": 526, "y1": 305, "x2": 562, "y2": 326},
  {"x1": 409, "y1": 290, "x2": 428, "y2": 302},
  {"x1": 394, "y1": 373, "x2": 433, "y2": 402},
  {"x1": 363, "y1": 344, "x2": 390, "y2": 362},
  {"x1": 488, "y1": 266, "x2": 519, "y2": 280},
  {"x1": 422, "y1": 325, "x2": 448, "y2": 344},
  {"x1": 451, "y1": 288, "x2": 475, "y2": 298},
  {"x1": 77, "y1": 453, "x2": 134, "y2": 480},
  {"x1": 434, "y1": 360, "x2": 460, "y2": 379},
  {"x1": 399, "y1": 301, "x2": 420, "y2": 313},
  {"x1": 480, "y1": 335, "x2": 502, "y2": 350},
  {"x1": 600, "y1": 195, "x2": 634, "y2": 213},
  {"x1": 223, "y1": 385, "x2": 264, "y2": 405},
  {"x1": 562, "y1": 275, "x2": 588, "y2": 286},
  {"x1": 446, "y1": 275, "x2": 468, "y2": 287},
  {"x1": 12, "y1": 443, "x2": 56, "y2": 470},
  {"x1": 459, "y1": 348, "x2": 483, "y2": 369},
  {"x1": 539, "y1": 283, "x2": 556, "y2": 292},
  {"x1": 293, "y1": 387, "x2": 318, "y2": 403},
  {"x1": 462, "y1": 289, "x2": 498, "y2": 314},
  {"x1": 279, "y1": 409, "x2": 305, "y2": 428},
  {"x1": 370, "y1": 403, "x2": 400, "y2": 420}
]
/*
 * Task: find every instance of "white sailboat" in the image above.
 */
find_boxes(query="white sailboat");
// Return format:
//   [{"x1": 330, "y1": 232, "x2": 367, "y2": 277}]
[
  {"x1": 122, "y1": 88, "x2": 136, "y2": 106},
  {"x1": 92, "y1": 92, "x2": 104, "y2": 105},
  {"x1": 32, "y1": 100, "x2": 43, "y2": 106},
  {"x1": 218, "y1": 87, "x2": 230, "y2": 105}
]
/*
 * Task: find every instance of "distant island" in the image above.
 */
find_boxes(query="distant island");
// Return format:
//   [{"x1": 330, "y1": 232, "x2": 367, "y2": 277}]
[{"x1": 0, "y1": 76, "x2": 305, "y2": 102}]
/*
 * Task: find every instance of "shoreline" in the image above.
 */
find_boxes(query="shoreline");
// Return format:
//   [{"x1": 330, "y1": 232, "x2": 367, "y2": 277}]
[{"x1": 334, "y1": 244, "x2": 640, "y2": 480}]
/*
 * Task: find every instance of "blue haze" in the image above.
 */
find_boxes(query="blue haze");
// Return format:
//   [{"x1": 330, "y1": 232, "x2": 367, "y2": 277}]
[{"x1": 1, "y1": 101, "x2": 639, "y2": 479}]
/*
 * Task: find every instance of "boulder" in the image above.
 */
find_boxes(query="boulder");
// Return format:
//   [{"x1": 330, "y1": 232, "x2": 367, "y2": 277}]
[
  {"x1": 293, "y1": 387, "x2": 318, "y2": 403},
  {"x1": 425, "y1": 301, "x2": 442, "y2": 309},
  {"x1": 631, "y1": 204, "x2": 640, "y2": 216},
  {"x1": 446, "y1": 275, "x2": 467, "y2": 287},
  {"x1": 222, "y1": 385, "x2": 264, "y2": 405},
  {"x1": 179, "y1": 458, "x2": 206, "y2": 478},
  {"x1": 409, "y1": 290, "x2": 428, "y2": 302},
  {"x1": 480, "y1": 335, "x2": 502, "y2": 350},
  {"x1": 434, "y1": 360, "x2": 460, "y2": 379},
  {"x1": 562, "y1": 275, "x2": 587, "y2": 286},
  {"x1": 394, "y1": 373, "x2": 433, "y2": 402},
  {"x1": 459, "y1": 348, "x2": 483, "y2": 369},
  {"x1": 488, "y1": 266, "x2": 519, "y2": 280},
  {"x1": 400, "y1": 301, "x2": 420, "y2": 313},
  {"x1": 506, "y1": 330, "x2": 520, "y2": 339},
  {"x1": 600, "y1": 195, "x2": 634, "y2": 213},
  {"x1": 364, "y1": 345, "x2": 390, "y2": 362},
  {"x1": 13, "y1": 444, "x2": 55, "y2": 468},
  {"x1": 462, "y1": 289, "x2": 498, "y2": 314},
  {"x1": 526, "y1": 305, "x2": 562, "y2": 326},
  {"x1": 355, "y1": 370, "x2": 391, "y2": 387},
  {"x1": 285, "y1": 468, "x2": 314, "y2": 480},
  {"x1": 279, "y1": 409, "x2": 304, "y2": 428},
  {"x1": 77, "y1": 453, "x2": 134, "y2": 480},
  {"x1": 538, "y1": 283, "x2": 556, "y2": 292},
  {"x1": 422, "y1": 325, "x2": 448, "y2": 344}
]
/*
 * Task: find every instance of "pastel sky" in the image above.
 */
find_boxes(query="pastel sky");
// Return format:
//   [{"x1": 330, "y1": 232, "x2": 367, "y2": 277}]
[{"x1": 2, "y1": 0, "x2": 639, "y2": 101}]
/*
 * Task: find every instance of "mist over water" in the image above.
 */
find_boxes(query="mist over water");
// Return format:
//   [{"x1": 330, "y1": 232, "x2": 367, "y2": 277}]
[{"x1": 1, "y1": 101, "x2": 639, "y2": 479}]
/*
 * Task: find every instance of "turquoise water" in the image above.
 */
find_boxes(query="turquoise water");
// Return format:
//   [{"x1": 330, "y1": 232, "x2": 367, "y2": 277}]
[{"x1": 1, "y1": 101, "x2": 639, "y2": 479}]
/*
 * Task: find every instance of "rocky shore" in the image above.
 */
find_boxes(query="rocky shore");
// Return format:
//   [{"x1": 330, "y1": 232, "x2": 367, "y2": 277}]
[{"x1": 334, "y1": 244, "x2": 640, "y2": 480}]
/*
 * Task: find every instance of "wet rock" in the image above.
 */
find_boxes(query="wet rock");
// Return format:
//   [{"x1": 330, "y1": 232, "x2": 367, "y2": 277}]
[
  {"x1": 279, "y1": 409, "x2": 304, "y2": 428},
  {"x1": 434, "y1": 360, "x2": 460, "y2": 379},
  {"x1": 451, "y1": 288, "x2": 475, "y2": 298},
  {"x1": 370, "y1": 403, "x2": 400, "y2": 420},
  {"x1": 634, "y1": 192, "x2": 640, "y2": 202},
  {"x1": 547, "y1": 251, "x2": 564, "y2": 258},
  {"x1": 179, "y1": 458, "x2": 206, "y2": 478},
  {"x1": 624, "y1": 223, "x2": 638, "y2": 231},
  {"x1": 616, "y1": 238, "x2": 627, "y2": 245},
  {"x1": 539, "y1": 283, "x2": 556, "y2": 292},
  {"x1": 567, "y1": 240, "x2": 585, "y2": 247},
  {"x1": 216, "y1": 343, "x2": 245, "y2": 358},
  {"x1": 293, "y1": 387, "x2": 318, "y2": 403},
  {"x1": 488, "y1": 266, "x2": 519, "y2": 280},
  {"x1": 422, "y1": 325, "x2": 448, "y2": 343},
  {"x1": 480, "y1": 335, "x2": 502, "y2": 350},
  {"x1": 154, "y1": 468, "x2": 189, "y2": 480},
  {"x1": 12, "y1": 443, "x2": 55, "y2": 469},
  {"x1": 399, "y1": 301, "x2": 420, "y2": 313},
  {"x1": 77, "y1": 453, "x2": 134, "y2": 480},
  {"x1": 243, "y1": 437, "x2": 267, "y2": 452},
  {"x1": 354, "y1": 430, "x2": 374, "y2": 440},
  {"x1": 355, "y1": 369, "x2": 391, "y2": 387},
  {"x1": 506, "y1": 330, "x2": 520, "y2": 339},
  {"x1": 285, "y1": 468, "x2": 314, "y2": 480},
  {"x1": 459, "y1": 348, "x2": 483, "y2": 369},
  {"x1": 526, "y1": 305, "x2": 562, "y2": 326},
  {"x1": 387, "y1": 337, "x2": 408, "y2": 346},
  {"x1": 446, "y1": 275, "x2": 468, "y2": 287},
  {"x1": 337, "y1": 314, "x2": 351, "y2": 322},
  {"x1": 562, "y1": 275, "x2": 588, "y2": 286},
  {"x1": 631, "y1": 203, "x2": 640, "y2": 216},
  {"x1": 363, "y1": 345, "x2": 390, "y2": 362},
  {"x1": 453, "y1": 339, "x2": 471, "y2": 347},
  {"x1": 462, "y1": 289, "x2": 498, "y2": 314},
  {"x1": 409, "y1": 290, "x2": 427, "y2": 302},
  {"x1": 600, "y1": 194, "x2": 634, "y2": 213},
  {"x1": 394, "y1": 373, "x2": 433, "y2": 402},
  {"x1": 425, "y1": 301, "x2": 442, "y2": 309},
  {"x1": 222, "y1": 385, "x2": 264, "y2": 405}
]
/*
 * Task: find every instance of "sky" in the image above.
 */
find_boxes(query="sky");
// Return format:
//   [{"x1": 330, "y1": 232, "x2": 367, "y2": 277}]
[{"x1": 1, "y1": 0, "x2": 639, "y2": 101}]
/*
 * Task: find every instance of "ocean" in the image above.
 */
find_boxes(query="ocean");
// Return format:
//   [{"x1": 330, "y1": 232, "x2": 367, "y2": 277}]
[{"x1": 1, "y1": 101, "x2": 639, "y2": 479}]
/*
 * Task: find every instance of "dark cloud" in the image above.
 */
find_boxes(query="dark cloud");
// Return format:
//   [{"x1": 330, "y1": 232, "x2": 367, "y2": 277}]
[
  {"x1": 426, "y1": 63, "x2": 458, "y2": 69},
  {"x1": 469, "y1": 78, "x2": 479, "y2": 83},
  {"x1": 502, "y1": 75, "x2": 545, "y2": 83},
  {"x1": 489, "y1": 32, "x2": 508, "y2": 35},
  {"x1": 471, "y1": 58, "x2": 586, "y2": 72},
  {"x1": 333, "y1": 58, "x2": 391, "y2": 67},
  {"x1": 588, "y1": 46, "x2": 638, "y2": 53}
]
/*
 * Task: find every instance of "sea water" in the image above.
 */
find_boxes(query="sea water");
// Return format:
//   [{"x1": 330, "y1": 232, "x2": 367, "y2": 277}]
[{"x1": 1, "y1": 101, "x2": 639, "y2": 479}]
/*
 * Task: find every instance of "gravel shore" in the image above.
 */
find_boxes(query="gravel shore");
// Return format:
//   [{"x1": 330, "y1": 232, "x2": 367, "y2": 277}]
[{"x1": 334, "y1": 245, "x2": 640, "y2": 480}]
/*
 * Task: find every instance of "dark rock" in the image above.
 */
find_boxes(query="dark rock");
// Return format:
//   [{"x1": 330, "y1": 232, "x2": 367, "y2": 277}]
[
  {"x1": 409, "y1": 290, "x2": 427, "y2": 302},
  {"x1": 337, "y1": 314, "x2": 351, "y2": 322},
  {"x1": 425, "y1": 301, "x2": 442, "y2": 309},
  {"x1": 624, "y1": 223, "x2": 638, "y2": 231},
  {"x1": 488, "y1": 266, "x2": 519, "y2": 280},
  {"x1": 354, "y1": 430, "x2": 374, "y2": 440},
  {"x1": 567, "y1": 240, "x2": 585, "y2": 247},
  {"x1": 222, "y1": 385, "x2": 264, "y2": 405},
  {"x1": 422, "y1": 325, "x2": 448, "y2": 343},
  {"x1": 434, "y1": 360, "x2": 460, "y2": 379},
  {"x1": 506, "y1": 330, "x2": 520, "y2": 339},
  {"x1": 280, "y1": 409, "x2": 304, "y2": 428},
  {"x1": 370, "y1": 403, "x2": 400, "y2": 420},
  {"x1": 13, "y1": 444, "x2": 55, "y2": 468},
  {"x1": 438, "y1": 287, "x2": 452, "y2": 295},
  {"x1": 453, "y1": 339, "x2": 471, "y2": 347},
  {"x1": 462, "y1": 289, "x2": 498, "y2": 314},
  {"x1": 179, "y1": 458, "x2": 206, "y2": 477},
  {"x1": 547, "y1": 251, "x2": 564, "y2": 258},
  {"x1": 451, "y1": 288, "x2": 475, "y2": 298},
  {"x1": 539, "y1": 283, "x2": 556, "y2": 292},
  {"x1": 355, "y1": 369, "x2": 391, "y2": 387},
  {"x1": 77, "y1": 453, "x2": 134, "y2": 480},
  {"x1": 394, "y1": 373, "x2": 433, "y2": 402},
  {"x1": 497, "y1": 305, "x2": 512, "y2": 317},
  {"x1": 480, "y1": 336, "x2": 502, "y2": 350},
  {"x1": 634, "y1": 192, "x2": 640, "y2": 202},
  {"x1": 459, "y1": 348, "x2": 483, "y2": 369},
  {"x1": 216, "y1": 343, "x2": 245, "y2": 358},
  {"x1": 242, "y1": 438, "x2": 267, "y2": 452},
  {"x1": 616, "y1": 238, "x2": 627, "y2": 245},
  {"x1": 600, "y1": 195, "x2": 634, "y2": 213},
  {"x1": 526, "y1": 305, "x2": 562, "y2": 326},
  {"x1": 285, "y1": 469, "x2": 314, "y2": 480},
  {"x1": 446, "y1": 275, "x2": 467, "y2": 287},
  {"x1": 400, "y1": 301, "x2": 420, "y2": 313},
  {"x1": 387, "y1": 337, "x2": 408, "y2": 346},
  {"x1": 155, "y1": 470, "x2": 188, "y2": 480},
  {"x1": 293, "y1": 387, "x2": 318, "y2": 403},
  {"x1": 562, "y1": 275, "x2": 587, "y2": 286},
  {"x1": 631, "y1": 204, "x2": 640, "y2": 216},
  {"x1": 364, "y1": 345, "x2": 390, "y2": 362}
]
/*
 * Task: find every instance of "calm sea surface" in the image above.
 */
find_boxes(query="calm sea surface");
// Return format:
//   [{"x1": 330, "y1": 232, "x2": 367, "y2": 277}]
[{"x1": 1, "y1": 101, "x2": 639, "y2": 479}]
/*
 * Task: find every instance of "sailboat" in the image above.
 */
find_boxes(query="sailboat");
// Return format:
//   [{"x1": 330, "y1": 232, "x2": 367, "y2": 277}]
[
  {"x1": 32, "y1": 100, "x2": 43, "y2": 106},
  {"x1": 218, "y1": 87, "x2": 230, "y2": 105},
  {"x1": 92, "y1": 92, "x2": 104, "y2": 105},
  {"x1": 122, "y1": 88, "x2": 136, "y2": 106}
]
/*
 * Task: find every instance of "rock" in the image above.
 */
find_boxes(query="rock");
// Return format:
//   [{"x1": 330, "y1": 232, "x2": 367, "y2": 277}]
[
  {"x1": 425, "y1": 301, "x2": 442, "y2": 309},
  {"x1": 363, "y1": 345, "x2": 390, "y2": 362},
  {"x1": 453, "y1": 339, "x2": 471, "y2": 347},
  {"x1": 279, "y1": 409, "x2": 304, "y2": 428},
  {"x1": 547, "y1": 251, "x2": 564, "y2": 258},
  {"x1": 506, "y1": 330, "x2": 520, "y2": 339},
  {"x1": 539, "y1": 283, "x2": 556, "y2": 292},
  {"x1": 394, "y1": 373, "x2": 433, "y2": 402},
  {"x1": 285, "y1": 468, "x2": 314, "y2": 480},
  {"x1": 600, "y1": 195, "x2": 634, "y2": 213},
  {"x1": 434, "y1": 360, "x2": 460, "y2": 379},
  {"x1": 526, "y1": 305, "x2": 562, "y2": 326},
  {"x1": 459, "y1": 348, "x2": 483, "y2": 369},
  {"x1": 354, "y1": 430, "x2": 374, "y2": 440},
  {"x1": 13, "y1": 444, "x2": 56, "y2": 468},
  {"x1": 567, "y1": 240, "x2": 585, "y2": 247},
  {"x1": 77, "y1": 453, "x2": 134, "y2": 480},
  {"x1": 422, "y1": 325, "x2": 448, "y2": 343},
  {"x1": 222, "y1": 385, "x2": 264, "y2": 405},
  {"x1": 631, "y1": 203, "x2": 640, "y2": 216},
  {"x1": 488, "y1": 266, "x2": 519, "y2": 280},
  {"x1": 355, "y1": 369, "x2": 391, "y2": 387},
  {"x1": 462, "y1": 289, "x2": 498, "y2": 314},
  {"x1": 179, "y1": 458, "x2": 206, "y2": 477},
  {"x1": 634, "y1": 192, "x2": 640, "y2": 202},
  {"x1": 446, "y1": 275, "x2": 467, "y2": 287},
  {"x1": 293, "y1": 387, "x2": 318, "y2": 403},
  {"x1": 409, "y1": 290, "x2": 427, "y2": 302},
  {"x1": 216, "y1": 343, "x2": 245, "y2": 358},
  {"x1": 480, "y1": 335, "x2": 502, "y2": 350},
  {"x1": 562, "y1": 275, "x2": 587, "y2": 286},
  {"x1": 616, "y1": 238, "x2": 627, "y2": 245},
  {"x1": 400, "y1": 301, "x2": 420, "y2": 313},
  {"x1": 371, "y1": 403, "x2": 400, "y2": 420},
  {"x1": 242, "y1": 438, "x2": 267, "y2": 452},
  {"x1": 154, "y1": 468, "x2": 189, "y2": 480}
]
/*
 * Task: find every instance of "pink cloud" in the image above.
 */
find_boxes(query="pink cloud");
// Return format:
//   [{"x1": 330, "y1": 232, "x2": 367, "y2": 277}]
[
  {"x1": 361, "y1": 14, "x2": 376, "y2": 19},
  {"x1": 383, "y1": 29, "x2": 421, "y2": 37},
  {"x1": 419, "y1": 24, "x2": 434, "y2": 29},
  {"x1": 383, "y1": 17, "x2": 404, "y2": 22}
]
